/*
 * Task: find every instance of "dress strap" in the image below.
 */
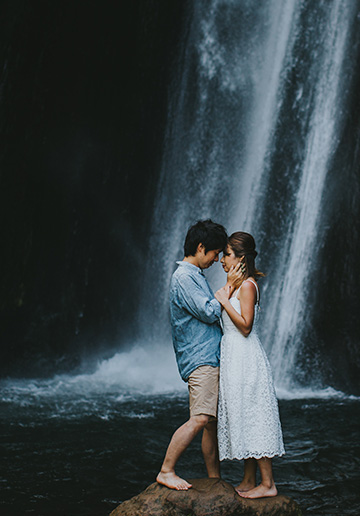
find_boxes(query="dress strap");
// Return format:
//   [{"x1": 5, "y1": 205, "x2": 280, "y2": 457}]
[
  {"x1": 242, "y1": 278, "x2": 260, "y2": 305},
  {"x1": 231, "y1": 286, "x2": 241, "y2": 299}
]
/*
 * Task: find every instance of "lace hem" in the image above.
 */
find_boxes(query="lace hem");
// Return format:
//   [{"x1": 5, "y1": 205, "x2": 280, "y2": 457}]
[{"x1": 220, "y1": 450, "x2": 286, "y2": 461}]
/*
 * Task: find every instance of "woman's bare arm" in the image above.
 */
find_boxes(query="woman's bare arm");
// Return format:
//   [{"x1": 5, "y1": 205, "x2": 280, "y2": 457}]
[{"x1": 215, "y1": 281, "x2": 257, "y2": 337}]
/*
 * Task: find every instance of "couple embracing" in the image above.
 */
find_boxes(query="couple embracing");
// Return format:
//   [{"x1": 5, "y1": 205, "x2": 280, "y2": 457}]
[{"x1": 156, "y1": 220, "x2": 285, "y2": 499}]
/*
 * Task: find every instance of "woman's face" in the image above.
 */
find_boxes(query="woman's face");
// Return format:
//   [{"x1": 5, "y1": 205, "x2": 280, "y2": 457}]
[{"x1": 220, "y1": 245, "x2": 240, "y2": 272}]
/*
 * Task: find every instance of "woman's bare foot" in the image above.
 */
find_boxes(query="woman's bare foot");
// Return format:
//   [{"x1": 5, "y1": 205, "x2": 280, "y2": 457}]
[
  {"x1": 235, "y1": 480, "x2": 256, "y2": 494},
  {"x1": 238, "y1": 483, "x2": 277, "y2": 499},
  {"x1": 156, "y1": 471, "x2": 192, "y2": 491}
]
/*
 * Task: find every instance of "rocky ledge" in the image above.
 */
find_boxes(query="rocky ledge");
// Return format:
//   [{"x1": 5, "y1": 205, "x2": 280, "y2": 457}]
[{"x1": 110, "y1": 478, "x2": 302, "y2": 516}]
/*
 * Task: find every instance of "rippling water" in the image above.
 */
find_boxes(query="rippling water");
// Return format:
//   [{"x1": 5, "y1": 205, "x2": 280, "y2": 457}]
[{"x1": 1, "y1": 351, "x2": 359, "y2": 515}]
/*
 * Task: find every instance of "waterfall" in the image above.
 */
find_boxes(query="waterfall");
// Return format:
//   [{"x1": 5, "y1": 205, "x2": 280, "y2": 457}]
[
  {"x1": 263, "y1": 1, "x2": 357, "y2": 389},
  {"x1": 140, "y1": 0, "x2": 359, "y2": 393},
  {"x1": 141, "y1": 0, "x2": 299, "y2": 330}
]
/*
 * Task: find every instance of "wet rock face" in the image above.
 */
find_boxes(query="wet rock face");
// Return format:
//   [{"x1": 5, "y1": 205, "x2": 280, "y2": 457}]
[{"x1": 110, "y1": 478, "x2": 302, "y2": 516}]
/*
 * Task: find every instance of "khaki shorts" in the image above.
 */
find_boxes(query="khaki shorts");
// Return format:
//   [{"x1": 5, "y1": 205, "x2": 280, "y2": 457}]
[{"x1": 187, "y1": 365, "x2": 219, "y2": 419}]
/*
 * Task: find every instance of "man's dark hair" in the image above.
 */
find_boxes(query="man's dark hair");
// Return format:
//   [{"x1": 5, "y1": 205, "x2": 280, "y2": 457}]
[{"x1": 184, "y1": 219, "x2": 228, "y2": 256}]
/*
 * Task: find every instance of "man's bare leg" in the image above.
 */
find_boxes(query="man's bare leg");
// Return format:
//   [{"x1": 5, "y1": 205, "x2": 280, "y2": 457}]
[
  {"x1": 235, "y1": 458, "x2": 257, "y2": 493},
  {"x1": 201, "y1": 419, "x2": 220, "y2": 478},
  {"x1": 238, "y1": 457, "x2": 277, "y2": 498},
  {"x1": 157, "y1": 414, "x2": 210, "y2": 490}
]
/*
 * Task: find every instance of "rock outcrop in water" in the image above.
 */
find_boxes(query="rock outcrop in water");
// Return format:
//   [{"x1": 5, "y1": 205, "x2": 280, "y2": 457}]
[{"x1": 110, "y1": 478, "x2": 302, "y2": 516}]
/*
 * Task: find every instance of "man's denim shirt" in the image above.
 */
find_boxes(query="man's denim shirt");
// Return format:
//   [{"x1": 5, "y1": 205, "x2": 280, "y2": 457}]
[{"x1": 170, "y1": 261, "x2": 222, "y2": 381}]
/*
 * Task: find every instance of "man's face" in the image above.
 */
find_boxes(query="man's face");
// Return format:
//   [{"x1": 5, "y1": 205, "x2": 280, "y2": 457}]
[{"x1": 197, "y1": 246, "x2": 222, "y2": 269}]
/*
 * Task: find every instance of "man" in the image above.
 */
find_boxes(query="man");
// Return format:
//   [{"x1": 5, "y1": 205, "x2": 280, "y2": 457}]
[{"x1": 156, "y1": 219, "x2": 240, "y2": 490}]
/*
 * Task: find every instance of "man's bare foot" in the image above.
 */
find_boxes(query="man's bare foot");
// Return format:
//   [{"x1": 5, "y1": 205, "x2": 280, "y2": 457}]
[
  {"x1": 237, "y1": 483, "x2": 277, "y2": 499},
  {"x1": 234, "y1": 480, "x2": 256, "y2": 494},
  {"x1": 156, "y1": 471, "x2": 192, "y2": 491}
]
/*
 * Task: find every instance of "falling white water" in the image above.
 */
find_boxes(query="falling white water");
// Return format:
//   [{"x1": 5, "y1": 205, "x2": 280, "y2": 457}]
[
  {"x1": 139, "y1": 0, "x2": 300, "y2": 330},
  {"x1": 264, "y1": 1, "x2": 355, "y2": 389},
  {"x1": 229, "y1": 0, "x2": 299, "y2": 230},
  {"x1": 134, "y1": 0, "x2": 357, "y2": 393}
]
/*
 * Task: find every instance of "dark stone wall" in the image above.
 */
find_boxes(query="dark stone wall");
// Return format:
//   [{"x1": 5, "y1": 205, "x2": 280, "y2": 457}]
[{"x1": 0, "y1": 0, "x2": 187, "y2": 376}]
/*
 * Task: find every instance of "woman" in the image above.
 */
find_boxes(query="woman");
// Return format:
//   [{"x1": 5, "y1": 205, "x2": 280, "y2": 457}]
[{"x1": 215, "y1": 232, "x2": 285, "y2": 499}]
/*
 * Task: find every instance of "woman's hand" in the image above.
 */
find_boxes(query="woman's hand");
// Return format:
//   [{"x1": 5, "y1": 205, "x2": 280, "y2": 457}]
[
  {"x1": 227, "y1": 262, "x2": 244, "y2": 287},
  {"x1": 215, "y1": 285, "x2": 232, "y2": 306}
]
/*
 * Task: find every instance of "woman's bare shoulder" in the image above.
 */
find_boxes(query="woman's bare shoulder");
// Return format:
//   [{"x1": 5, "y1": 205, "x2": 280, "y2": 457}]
[{"x1": 239, "y1": 279, "x2": 258, "y2": 297}]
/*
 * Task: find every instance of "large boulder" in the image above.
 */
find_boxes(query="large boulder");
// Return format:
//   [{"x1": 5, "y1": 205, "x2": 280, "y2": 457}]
[{"x1": 110, "y1": 478, "x2": 302, "y2": 516}]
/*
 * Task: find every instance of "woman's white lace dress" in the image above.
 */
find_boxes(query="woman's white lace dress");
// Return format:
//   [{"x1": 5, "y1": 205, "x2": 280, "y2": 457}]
[{"x1": 217, "y1": 280, "x2": 285, "y2": 460}]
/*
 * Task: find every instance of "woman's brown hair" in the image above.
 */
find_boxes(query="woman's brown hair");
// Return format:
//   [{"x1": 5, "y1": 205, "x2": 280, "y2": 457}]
[{"x1": 227, "y1": 232, "x2": 265, "y2": 284}]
